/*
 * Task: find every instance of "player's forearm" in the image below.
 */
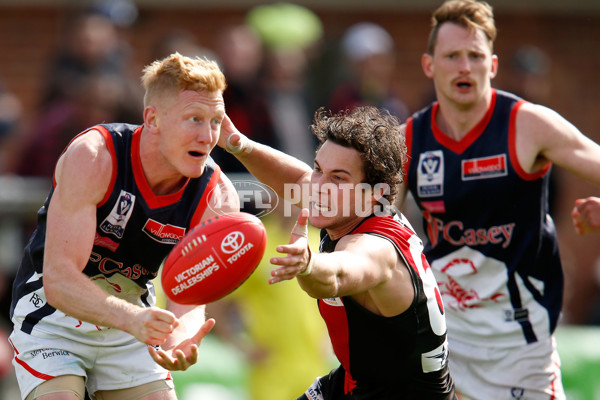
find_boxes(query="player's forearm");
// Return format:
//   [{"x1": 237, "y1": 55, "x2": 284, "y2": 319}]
[
  {"x1": 234, "y1": 141, "x2": 312, "y2": 206},
  {"x1": 44, "y1": 271, "x2": 139, "y2": 331},
  {"x1": 297, "y1": 254, "x2": 341, "y2": 299}
]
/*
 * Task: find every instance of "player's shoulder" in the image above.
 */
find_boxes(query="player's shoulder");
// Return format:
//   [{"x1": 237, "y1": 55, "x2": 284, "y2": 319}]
[
  {"x1": 200, "y1": 172, "x2": 240, "y2": 220},
  {"x1": 337, "y1": 222, "x2": 397, "y2": 254},
  {"x1": 515, "y1": 101, "x2": 567, "y2": 136},
  {"x1": 216, "y1": 172, "x2": 239, "y2": 203},
  {"x1": 55, "y1": 128, "x2": 113, "y2": 187},
  {"x1": 62, "y1": 128, "x2": 111, "y2": 161}
]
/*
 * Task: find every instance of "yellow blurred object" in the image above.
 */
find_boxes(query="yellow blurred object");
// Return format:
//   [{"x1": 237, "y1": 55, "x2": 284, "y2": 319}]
[{"x1": 213, "y1": 210, "x2": 333, "y2": 400}]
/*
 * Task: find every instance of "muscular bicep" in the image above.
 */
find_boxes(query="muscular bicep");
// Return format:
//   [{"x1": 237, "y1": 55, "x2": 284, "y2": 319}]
[
  {"x1": 322, "y1": 234, "x2": 415, "y2": 316},
  {"x1": 44, "y1": 131, "x2": 113, "y2": 279},
  {"x1": 517, "y1": 103, "x2": 600, "y2": 185},
  {"x1": 324, "y1": 234, "x2": 400, "y2": 297}
]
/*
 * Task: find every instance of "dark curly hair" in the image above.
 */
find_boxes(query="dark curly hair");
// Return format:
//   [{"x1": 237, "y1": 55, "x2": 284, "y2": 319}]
[{"x1": 310, "y1": 106, "x2": 407, "y2": 204}]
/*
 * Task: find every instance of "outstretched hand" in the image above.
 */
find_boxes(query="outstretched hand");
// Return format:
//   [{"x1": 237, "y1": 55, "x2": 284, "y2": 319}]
[
  {"x1": 269, "y1": 208, "x2": 313, "y2": 284},
  {"x1": 572, "y1": 196, "x2": 600, "y2": 235},
  {"x1": 147, "y1": 318, "x2": 216, "y2": 371}
]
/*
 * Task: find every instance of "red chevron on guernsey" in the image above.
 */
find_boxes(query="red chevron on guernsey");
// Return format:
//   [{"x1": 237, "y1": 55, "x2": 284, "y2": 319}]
[{"x1": 143, "y1": 219, "x2": 186, "y2": 244}]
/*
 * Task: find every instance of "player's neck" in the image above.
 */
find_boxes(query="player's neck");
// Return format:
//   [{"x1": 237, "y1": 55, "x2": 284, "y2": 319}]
[
  {"x1": 436, "y1": 94, "x2": 492, "y2": 141},
  {"x1": 326, "y1": 215, "x2": 369, "y2": 241},
  {"x1": 139, "y1": 133, "x2": 188, "y2": 196}
]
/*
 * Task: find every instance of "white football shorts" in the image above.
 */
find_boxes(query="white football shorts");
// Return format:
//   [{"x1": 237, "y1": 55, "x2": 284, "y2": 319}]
[
  {"x1": 9, "y1": 327, "x2": 172, "y2": 400},
  {"x1": 448, "y1": 335, "x2": 565, "y2": 400}
]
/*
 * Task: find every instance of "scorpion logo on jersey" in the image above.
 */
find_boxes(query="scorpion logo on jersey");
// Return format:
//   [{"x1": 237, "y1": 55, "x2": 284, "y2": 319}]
[
  {"x1": 100, "y1": 190, "x2": 136, "y2": 239},
  {"x1": 433, "y1": 249, "x2": 507, "y2": 312}
]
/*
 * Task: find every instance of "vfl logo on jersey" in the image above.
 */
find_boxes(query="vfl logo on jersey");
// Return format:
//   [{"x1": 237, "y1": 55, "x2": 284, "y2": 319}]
[
  {"x1": 510, "y1": 388, "x2": 525, "y2": 399},
  {"x1": 462, "y1": 154, "x2": 507, "y2": 181},
  {"x1": 99, "y1": 190, "x2": 135, "y2": 239},
  {"x1": 322, "y1": 297, "x2": 344, "y2": 307},
  {"x1": 143, "y1": 219, "x2": 186, "y2": 244},
  {"x1": 417, "y1": 151, "x2": 444, "y2": 197}
]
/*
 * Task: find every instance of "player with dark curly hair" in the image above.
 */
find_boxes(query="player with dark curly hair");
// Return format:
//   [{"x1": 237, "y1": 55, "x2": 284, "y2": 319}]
[{"x1": 220, "y1": 106, "x2": 457, "y2": 399}]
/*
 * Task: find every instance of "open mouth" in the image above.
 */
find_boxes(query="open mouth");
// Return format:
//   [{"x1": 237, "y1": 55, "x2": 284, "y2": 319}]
[
  {"x1": 456, "y1": 81, "x2": 472, "y2": 89},
  {"x1": 188, "y1": 151, "x2": 205, "y2": 158}
]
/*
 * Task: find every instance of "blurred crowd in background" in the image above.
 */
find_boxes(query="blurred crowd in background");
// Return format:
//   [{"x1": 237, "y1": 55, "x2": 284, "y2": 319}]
[{"x1": 0, "y1": 0, "x2": 599, "y2": 399}]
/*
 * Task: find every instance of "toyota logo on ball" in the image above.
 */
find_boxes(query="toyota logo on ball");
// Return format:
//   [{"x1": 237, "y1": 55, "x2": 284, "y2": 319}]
[{"x1": 221, "y1": 231, "x2": 245, "y2": 254}]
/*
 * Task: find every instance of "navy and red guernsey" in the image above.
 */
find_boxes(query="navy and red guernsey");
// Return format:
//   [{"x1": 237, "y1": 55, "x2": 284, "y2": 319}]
[
  {"x1": 404, "y1": 89, "x2": 563, "y2": 348},
  {"x1": 10, "y1": 123, "x2": 220, "y2": 338},
  {"x1": 316, "y1": 213, "x2": 455, "y2": 399}
]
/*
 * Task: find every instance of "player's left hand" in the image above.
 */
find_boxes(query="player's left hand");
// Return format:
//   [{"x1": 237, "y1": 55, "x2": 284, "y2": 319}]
[
  {"x1": 572, "y1": 196, "x2": 600, "y2": 235},
  {"x1": 219, "y1": 115, "x2": 253, "y2": 155},
  {"x1": 147, "y1": 318, "x2": 216, "y2": 371}
]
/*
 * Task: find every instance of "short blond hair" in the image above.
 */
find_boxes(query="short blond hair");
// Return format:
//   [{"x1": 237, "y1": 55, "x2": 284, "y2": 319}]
[
  {"x1": 141, "y1": 52, "x2": 227, "y2": 107},
  {"x1": 427, "y1": 0, "x2": 496, "y2": 55}
]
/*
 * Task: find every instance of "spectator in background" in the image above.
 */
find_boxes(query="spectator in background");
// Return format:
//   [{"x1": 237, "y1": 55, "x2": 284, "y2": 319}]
[
  {"x1": 39, "y1": 7, "x2": 140, "y2": 121},
  {"x1": 0, "y1": 77, "x2": 24, "y2": 400},
  {"x1": 210, "y1": 23, "x2": 277, "y2": 174},
  {"x1": 328, "y1": 22, "x2": 410, "y2": 122},
  {"x1": 0, "y1": 80, "x2": 22, "y2": 400},
  {"x1": 246, "y1": 2, "x2": 324, "y2": 165},
  {"x1": 0, "y1": 78, "x2": 22, "y2": 173},
  {"x1": 12, "y1": 72, "x2": 127, "y2": 178},
  {"x1": 6, "y1": 6, "x2": 142, "y2": 178},
  {"x1": 506, "y1": 45, "x2": 552, "y2": 106},
  {"x1": 150, "y1": 28, "x2": 218, "y2": 65},
  {"x1": 260, "y1": 46, "x2": 319, "y2": 165}
]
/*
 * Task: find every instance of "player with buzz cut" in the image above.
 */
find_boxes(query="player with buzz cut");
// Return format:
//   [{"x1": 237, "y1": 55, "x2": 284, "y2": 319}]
[{"x1": 8, "y1": 52, "x2": 240, "y2": 400}]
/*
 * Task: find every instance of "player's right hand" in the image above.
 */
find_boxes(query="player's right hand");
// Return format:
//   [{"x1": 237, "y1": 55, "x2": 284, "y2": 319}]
[
  {"x1": 129, "y1": 306, "x2": 179, "y2": 346},
  {"x1": 270, "y1": 208, "x2": 313, "y2": 284}
]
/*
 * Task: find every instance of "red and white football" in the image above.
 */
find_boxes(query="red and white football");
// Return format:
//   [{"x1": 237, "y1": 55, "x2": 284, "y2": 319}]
[{"x1": 162, "y1": 212, "x2": 267, "y2": 305}]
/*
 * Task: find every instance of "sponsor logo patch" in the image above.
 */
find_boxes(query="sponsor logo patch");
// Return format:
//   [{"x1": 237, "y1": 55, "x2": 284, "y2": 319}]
[
  {"x1": 462, "y1": 154, "x2": 507, "y2": 181},
  {"x1": 143, "y1": 219, "x2": 186, "y2": 244}
]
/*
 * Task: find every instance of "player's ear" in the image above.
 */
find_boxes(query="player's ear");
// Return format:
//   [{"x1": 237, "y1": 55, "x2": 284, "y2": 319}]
[
  {"x1": 143, "y1": 106, "x2": 159, "y2": 133},
  {"x1": 490, "y1": 54, "x2": 499, "y2": 79},
  {"x1": 422, "y1": 53, "x2": 434, "y2": 79}
]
